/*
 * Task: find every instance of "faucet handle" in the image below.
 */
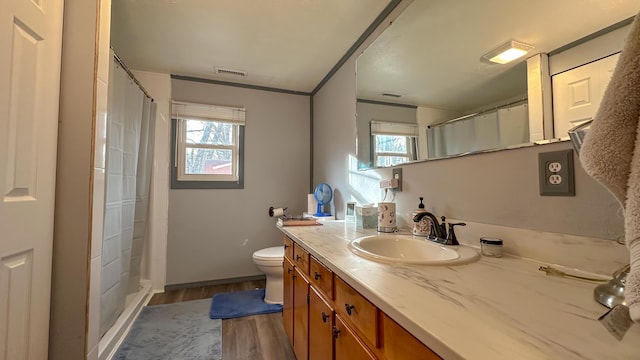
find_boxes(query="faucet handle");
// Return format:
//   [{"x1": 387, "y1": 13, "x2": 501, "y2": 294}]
[{"x1": 446, "y1": 222, "x2": 466, "y2": 245}]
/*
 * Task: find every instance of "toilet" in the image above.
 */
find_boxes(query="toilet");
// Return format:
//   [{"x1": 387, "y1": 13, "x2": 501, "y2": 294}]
[{"x1": 252, "y1": 246, "x2": 285, "y2": 304}]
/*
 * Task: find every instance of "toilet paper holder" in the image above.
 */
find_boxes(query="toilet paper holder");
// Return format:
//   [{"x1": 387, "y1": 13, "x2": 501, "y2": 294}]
[{"x1": 268, "y1": 206, "x2": 287, "y2": 217}]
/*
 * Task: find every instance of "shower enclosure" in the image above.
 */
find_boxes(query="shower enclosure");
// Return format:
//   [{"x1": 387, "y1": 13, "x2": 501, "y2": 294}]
[{"x1": 99, "y1": 52, "x2": 156, "y2": 339}]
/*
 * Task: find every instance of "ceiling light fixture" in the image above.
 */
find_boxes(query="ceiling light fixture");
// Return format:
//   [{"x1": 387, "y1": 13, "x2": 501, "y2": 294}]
[{"x1": 482, "y1": 40, "x2": 534, "y2": 64}]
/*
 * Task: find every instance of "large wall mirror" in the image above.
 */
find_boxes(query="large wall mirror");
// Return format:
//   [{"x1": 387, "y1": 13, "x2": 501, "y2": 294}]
[{"x1": 356, "y1": 0, "x2": 638, "y2": 170}]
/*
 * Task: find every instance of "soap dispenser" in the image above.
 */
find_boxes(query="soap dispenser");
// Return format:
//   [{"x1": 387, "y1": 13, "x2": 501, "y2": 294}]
[{"x1": 412, "y1": 197, "x2": 430, "y2": 236}]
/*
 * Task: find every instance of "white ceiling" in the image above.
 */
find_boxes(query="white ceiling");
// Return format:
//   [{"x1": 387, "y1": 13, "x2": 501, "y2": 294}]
[
  {"x1": 356, "y1": 0, "x2": 639, "y2": 112},
  {"x1": 110, "y1": 0, "x2": 391, "y2": 93}
]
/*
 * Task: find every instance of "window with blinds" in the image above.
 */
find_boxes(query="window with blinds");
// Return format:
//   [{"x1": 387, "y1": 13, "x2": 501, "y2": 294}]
[
  {"x1": 171, "y1": 101, "x2": 246, "y2": 189},
  {"x1": 370, "y1": 120, "x2": 418, "y2": 167}
]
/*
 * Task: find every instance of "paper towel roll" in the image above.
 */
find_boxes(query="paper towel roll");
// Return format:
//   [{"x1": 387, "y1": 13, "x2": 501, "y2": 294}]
[
  {"x1": 307, "y1": 194, "x2": 318, "y2": 214},
  {"x1": 377, "y1": 202, "x2": 396, "y2": 233}
]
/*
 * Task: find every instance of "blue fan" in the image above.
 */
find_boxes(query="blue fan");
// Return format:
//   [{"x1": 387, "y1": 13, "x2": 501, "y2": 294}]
[{"x1": 313, "y1": 183, "x2": 333, "y2": 217}]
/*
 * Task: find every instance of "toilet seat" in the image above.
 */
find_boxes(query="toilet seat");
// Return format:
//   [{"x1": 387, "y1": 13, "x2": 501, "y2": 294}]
[{"x1": 252, "y1": 246, "x2": 284, "y2": 263}]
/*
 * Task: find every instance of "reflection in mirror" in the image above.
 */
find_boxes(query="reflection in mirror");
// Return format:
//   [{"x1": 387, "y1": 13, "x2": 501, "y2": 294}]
[
  {"x1": 427, "y1": 99, "x2": 528, "y2": 158},
  {"x1": 370, "y1": 120, "x2": 419, "y2": 168},
  {"x1": 356, "y1": 0, "x2": 638, "y2": 170}
]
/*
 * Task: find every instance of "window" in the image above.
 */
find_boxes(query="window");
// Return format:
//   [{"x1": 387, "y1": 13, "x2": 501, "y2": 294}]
[
  {"x1": 370, "y1": 120, "x2": 418, "y2": 167},
  {"x1": 171, "y1": 101, "x2": 245, "y2": 189}
]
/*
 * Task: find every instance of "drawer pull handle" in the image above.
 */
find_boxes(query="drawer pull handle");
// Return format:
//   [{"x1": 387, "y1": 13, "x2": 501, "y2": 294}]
[
  {"x1": 332, "y1": 326, "x2": 341, "y2": 339},
  {"x1": 321, "y1": 312, "x2": 329, "y2": 323},
  {"x1": 292, "y1": 273, "x2": 297, "y2": 279},
  {"x1": 284, "y1": 244, "x2": 289, "y2": 249},
  {"x1": 314, "y1": 272, "x2": 321, "y2": 280},
  {"x1": 287, "y1": 268, "x2": 292, "y2": 274},
  {"x1": 296, "y1": 254, "x2": 302, "y2": 261},
  {"x1": 345, "y1": 303, "x2": 355, "y2": 315}
]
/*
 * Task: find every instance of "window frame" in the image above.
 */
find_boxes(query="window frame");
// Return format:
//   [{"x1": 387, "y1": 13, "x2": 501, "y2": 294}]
[{"x1": 170, "y1": 103, "x2": 245, "y2": 189}]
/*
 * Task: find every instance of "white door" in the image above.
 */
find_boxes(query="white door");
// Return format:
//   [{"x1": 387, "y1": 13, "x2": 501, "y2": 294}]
[
  {"x1": 0, "y1": 0, "x2": 64, "y2": 358},
  {"x1": 552, "y1": 53, "x2": 619, "y2": 138}
]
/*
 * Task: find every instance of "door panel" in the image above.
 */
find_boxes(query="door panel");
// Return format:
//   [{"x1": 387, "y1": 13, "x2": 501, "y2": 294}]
[
  {"x1": 0, "y1": 0, "x2": 64, "y2": 358},
  {"x1": 552, "y1": 53, "x2": 618, "y2": 137},
  {"x1": 309, "y1": 287, "x2": 333, "y2": 360},
  {"x1": 334, "y1": 315, "x2": 376, "y2": 360},
  {"x1": 283, "y1": 257, "x2": 295, "y2": 347},
  {"x1": 293, "y1": 268, "x2": 309, "y2": 360}
]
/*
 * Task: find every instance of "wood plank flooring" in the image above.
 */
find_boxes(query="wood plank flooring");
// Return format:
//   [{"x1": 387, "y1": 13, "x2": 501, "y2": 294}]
[{"x1": 149, "y1": 280, "x2": 296, "y2": 360}]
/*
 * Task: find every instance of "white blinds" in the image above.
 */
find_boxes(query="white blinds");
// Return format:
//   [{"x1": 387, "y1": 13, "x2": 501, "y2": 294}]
[
  {"x1": 171, "y1": 101, "x2": 246, "y2": 125},
  {"x1": 370, "y1": 120, "x2": 418, "y2": 136}
]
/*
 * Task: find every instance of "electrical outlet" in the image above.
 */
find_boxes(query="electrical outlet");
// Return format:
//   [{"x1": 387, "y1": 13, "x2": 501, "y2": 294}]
[
  {"x1": 548, "y1": 162, "x2": 562, "y2": 173},
  {"x1": 538, "y1": 150, "x2": 575, "y2": 196},
  {"x1": 549, "y1": 174, "x2": 562, "y2": 184},
  {"x1": 392, "y1": 168, "x2": 402, "y2": 192}
]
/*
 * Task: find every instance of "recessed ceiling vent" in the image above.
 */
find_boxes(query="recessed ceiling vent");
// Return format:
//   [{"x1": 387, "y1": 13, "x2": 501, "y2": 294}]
[
  {"x1": 381, "y1": 92, "x2": 402, "y2": 98},
  {"x1": 214, "y1": 67, "x2": 247, "y2": 78}
]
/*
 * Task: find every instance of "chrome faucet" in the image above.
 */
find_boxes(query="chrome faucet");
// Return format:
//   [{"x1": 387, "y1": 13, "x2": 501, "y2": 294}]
[{"x1": 412, "y1": 212, "x2": 466, "y2": 245}]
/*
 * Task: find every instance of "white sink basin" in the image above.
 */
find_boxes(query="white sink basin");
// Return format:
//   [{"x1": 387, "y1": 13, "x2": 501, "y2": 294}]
[{"x1": 348, "y1": 234, "x2": 479, "y2": 265}]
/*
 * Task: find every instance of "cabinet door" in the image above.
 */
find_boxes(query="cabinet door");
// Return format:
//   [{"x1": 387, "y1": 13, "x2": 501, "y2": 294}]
[
  {"x1": 382, "y1": 313, "x2": 440, "y2": 359},
  {"x1": 283, "y1": 257, "x2": 295, "y2": 347},
  {"x1": 293, "y1": 268, "x2": 310, "y2": 360},
  {"x1": 334, "y1": 314, "x2": 377, "y2": 360},
  {"x1": 309, "y1": 287, "x2": 334, "y2": 360}
]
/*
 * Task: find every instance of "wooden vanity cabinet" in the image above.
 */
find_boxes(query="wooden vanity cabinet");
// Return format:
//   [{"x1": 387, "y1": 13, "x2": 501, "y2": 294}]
[{"x1": 283, "y1": 235, "x2": 439, "y2": 360}]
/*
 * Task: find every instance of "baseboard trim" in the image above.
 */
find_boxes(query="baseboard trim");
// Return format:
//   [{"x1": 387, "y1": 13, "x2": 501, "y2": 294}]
[{"x1": 164, "y1": 275, "x2": 266, "y2": 292}]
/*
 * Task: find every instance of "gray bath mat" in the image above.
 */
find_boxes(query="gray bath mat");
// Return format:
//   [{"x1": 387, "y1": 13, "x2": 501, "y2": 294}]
[{"x1": 113, "y1": 298, "x2": 221, "y2": 360}]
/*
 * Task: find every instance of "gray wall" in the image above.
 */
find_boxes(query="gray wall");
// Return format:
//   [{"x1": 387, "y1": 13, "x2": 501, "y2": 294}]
[
  {"x1": 313, "y1": 37, "x2": 624, "y2": 242},
  {"x1": 168, "y1": 79, "x2": 310, "y2": 285}
]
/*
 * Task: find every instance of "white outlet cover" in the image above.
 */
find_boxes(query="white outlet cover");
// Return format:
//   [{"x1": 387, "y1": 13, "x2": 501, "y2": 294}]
[{"x1": 549, "y1": 174, "x2": 562, "y2": 184}]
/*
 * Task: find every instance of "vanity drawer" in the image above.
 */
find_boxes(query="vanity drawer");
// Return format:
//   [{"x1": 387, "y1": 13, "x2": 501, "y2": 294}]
[
  {"x1": 293, "y1": 243, "x2": 310, "y2": 276},
  {"x1": 284, "y1": 236, "x2": 294, "y2": 261},
  {"x1": 334, "y1": 277, "x2": 378, "y2": 347},
  {"x1": 310, "y1": 256, "x2": 334, "y2": 301}
]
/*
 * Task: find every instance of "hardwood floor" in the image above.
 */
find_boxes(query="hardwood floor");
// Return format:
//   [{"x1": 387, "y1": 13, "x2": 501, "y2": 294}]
[{"x1": 149, "y1": 280, "x2": 296, "y2": 360}]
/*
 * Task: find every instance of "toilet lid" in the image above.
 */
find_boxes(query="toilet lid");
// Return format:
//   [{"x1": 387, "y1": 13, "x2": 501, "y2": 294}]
[{"x1": 253, "y1": 246, "x2": 284, "y2": 261}]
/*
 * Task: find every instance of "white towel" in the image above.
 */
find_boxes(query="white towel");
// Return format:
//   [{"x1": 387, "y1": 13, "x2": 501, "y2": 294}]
[{"x1": 580, "y1": 12, "x2": 640, "y2": 322}]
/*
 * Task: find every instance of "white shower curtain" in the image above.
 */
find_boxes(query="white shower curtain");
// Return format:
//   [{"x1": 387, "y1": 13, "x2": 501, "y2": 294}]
[{"x1": 100, "y1": 54, "x2": 156, "y2": 337}]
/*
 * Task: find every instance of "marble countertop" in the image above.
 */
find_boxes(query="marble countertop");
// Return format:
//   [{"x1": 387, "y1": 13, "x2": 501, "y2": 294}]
[{"x1": 278, "y1": 221, "x2": 640, "y2": 360}]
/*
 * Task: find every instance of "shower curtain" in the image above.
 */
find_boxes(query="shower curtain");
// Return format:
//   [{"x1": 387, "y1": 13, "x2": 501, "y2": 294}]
[{"x1": 100, "y1": 54, "x2": 156, "y2": 337}]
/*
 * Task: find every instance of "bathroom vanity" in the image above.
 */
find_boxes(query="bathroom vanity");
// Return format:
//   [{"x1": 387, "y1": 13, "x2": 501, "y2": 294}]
[
  {"x1": 278, "y1": 221, "x2": 640, "y2": 359},
  {"x1": 283, "y1": 235, "x2": 438, "y2": 359}
]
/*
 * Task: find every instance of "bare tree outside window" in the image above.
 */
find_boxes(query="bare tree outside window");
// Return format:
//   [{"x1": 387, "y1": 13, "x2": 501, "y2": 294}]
[
  {"x1": 374, "y1": 134, "x2": 412, "y2": 167},
  {"x1": 184, "y1": 119, "x2": 235, "y2": 175}
]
